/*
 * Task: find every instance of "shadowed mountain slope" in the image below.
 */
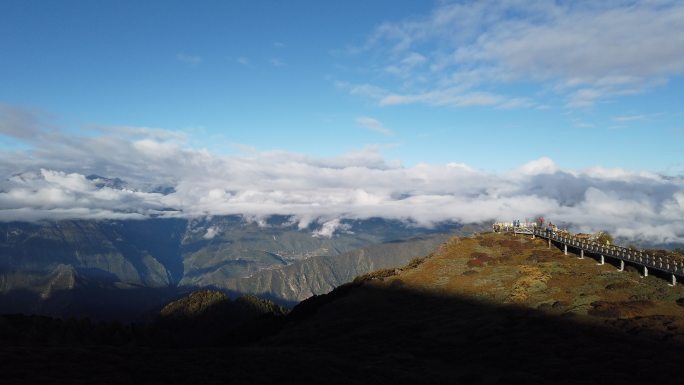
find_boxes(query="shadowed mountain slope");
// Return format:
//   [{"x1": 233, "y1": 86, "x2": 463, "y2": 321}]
[{"x1": 4, "y1": 232, "x2": 684, "y2": 384}]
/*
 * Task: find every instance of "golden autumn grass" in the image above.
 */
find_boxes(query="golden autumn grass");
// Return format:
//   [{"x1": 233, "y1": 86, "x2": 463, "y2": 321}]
[{"x1": 362, "y1": 232, "x2": 684, "y2": 340}]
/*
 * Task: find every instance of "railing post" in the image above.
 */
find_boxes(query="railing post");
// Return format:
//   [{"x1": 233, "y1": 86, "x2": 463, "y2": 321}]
[
  {"x1": 598, "y1": 255, "x2": 605, "y2": 265},
  {"x1": 618, "y1": 260, "x2": 624, "y2": 272},
  {"x1": 548, "y1": 239, "x2": 551, "y2": 249},
  {"x1": 579, "y1": 249, "x2": 584, "y2": 259},
  {"x1": 643, "y1": 266, "x2": 648, "y2": 278},
  {"x1": 671, "y1": 274, "x2": 677, "y2": 287},
  {"x1": 564, "y1": 244, "x2": 567, "y2": 255}
]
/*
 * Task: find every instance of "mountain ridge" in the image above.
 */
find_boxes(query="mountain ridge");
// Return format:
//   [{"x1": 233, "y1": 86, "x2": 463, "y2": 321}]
[{"x1": 0, "y1": 216, "x2": 474, "y2": 319}]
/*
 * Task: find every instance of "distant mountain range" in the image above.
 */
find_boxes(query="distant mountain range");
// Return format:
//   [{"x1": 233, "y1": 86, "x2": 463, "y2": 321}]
[
  {"x1": 0, "y1": 215, "x2": 480, "y2": 319},
  {"x1": 219, "y1": 233, "x2": 458, "y2": 305}
]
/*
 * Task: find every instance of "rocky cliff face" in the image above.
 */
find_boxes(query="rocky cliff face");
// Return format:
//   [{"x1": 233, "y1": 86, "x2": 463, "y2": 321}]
[
  {"x1": 0, "y1": 219, "x2": 183, "y2": 287},
  {"x1": 219, "y1": 235, "x2": 453, "y2": 305}
]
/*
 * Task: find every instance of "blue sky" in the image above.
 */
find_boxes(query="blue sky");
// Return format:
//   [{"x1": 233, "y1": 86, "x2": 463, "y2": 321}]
[
  {"x1": 1, "y1": 1, "x2": 684, "y2": 242},
  {"x1": 1, "y1": 0, "x2": 682, "y2": 173}
]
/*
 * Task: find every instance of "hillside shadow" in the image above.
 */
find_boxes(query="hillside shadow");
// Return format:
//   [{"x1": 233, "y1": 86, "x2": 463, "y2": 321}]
[
  {"x1": 2, "y1": 281, "x2": 684, "y2": 384},
  {"x1": 0, "y1": 285, "x2": 191, "y2": 322},
  {"x1": 0, "y1": 282, "x2": 298, "y2": 324},
  {"x1": 260, "y1": 282, "x2": 684, "y2": 385},
  {"x1": 219, "y1": 286, "x2": 300, "y2": 309},
  {"x1": 112, "y1": 219, "x2": 186, "y2": 284}
]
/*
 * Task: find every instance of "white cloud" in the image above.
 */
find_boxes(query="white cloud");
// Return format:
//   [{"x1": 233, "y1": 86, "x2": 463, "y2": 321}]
[
  {"x1": 566, "y1": 88, "x2": 604, "y2": 108},
  {"x1": 356, "y1": 116, "x2": 393, "y2": 136},
  {"x1": 0, "y1": 169, "x2": 170, "y2": 221},
  {"x1": 0, "y1": 103, "x2": 52, "y2": 139},
  {"x1": 132, "y1": 139, "x2": 180, "y2": 159},
  {"x1": 516, "y1": 157, "x2": 557, "y2": 176},
  {"x1": 85, "y1": 124, "x2": 187, "y2": 141},
  {"x1": 347, "y1": 1, "x2": 684, "y2": 108},
  {"x1": 336, "y1": 82, "x2": 387, "y2": 100},
  {"x1": 497, "y1": 98, "x2": 535, "y2": 110},
  {"x1": 312, "y1": 219, "x2": 351, "y2": 238},
  {"x1": 203, "y1": 226, "x2": 219, "y2": 239},
  {"x1": 236, "y1": 56, "x2": 250, "y2": 65},
  {"x1": 177, "y1": 53, "x2": 202, "y2": 65},
  {"x1": 380, "y1": 89, "x2": 503, "y2": 108},
  {"x1": 385, "y1": 52, "x2": 427, "y2": 77},
  {"x1": 270, "y1": 58, "x2": 286, "y2": 67},
  {"x1": 341, "y1": 82, "x2": 532, "y2": 110},
  {"x1": 0, "y1": 117, "x2": 683, "y2": 244},
  {"x1": 613, "y1": 115, "x2": 646, "y2": 123}
]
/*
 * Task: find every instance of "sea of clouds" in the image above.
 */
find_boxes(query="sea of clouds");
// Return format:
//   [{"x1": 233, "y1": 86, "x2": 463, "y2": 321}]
[{"x1": 0, "y1": 109, "x2": 682, "y2": 245}]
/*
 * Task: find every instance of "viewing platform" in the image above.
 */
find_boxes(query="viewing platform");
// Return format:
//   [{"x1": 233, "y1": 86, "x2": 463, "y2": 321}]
[{"x1": 494, "y1": 223, "x2": 683, "y2": 286}]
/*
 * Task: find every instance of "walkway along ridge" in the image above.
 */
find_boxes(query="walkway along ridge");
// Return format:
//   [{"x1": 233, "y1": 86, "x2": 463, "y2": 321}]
[{"x1": 498, "y1": 226, "x2": 682, "y2": 287}]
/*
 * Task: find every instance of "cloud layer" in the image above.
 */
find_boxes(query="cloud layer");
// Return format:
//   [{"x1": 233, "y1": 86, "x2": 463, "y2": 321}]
[
  {"x1": 1, "y1": 107, "x2": 682, "y2": 244},
  {"x1": 347, "y1": 0, "x2": 684, "y2": 108}
]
